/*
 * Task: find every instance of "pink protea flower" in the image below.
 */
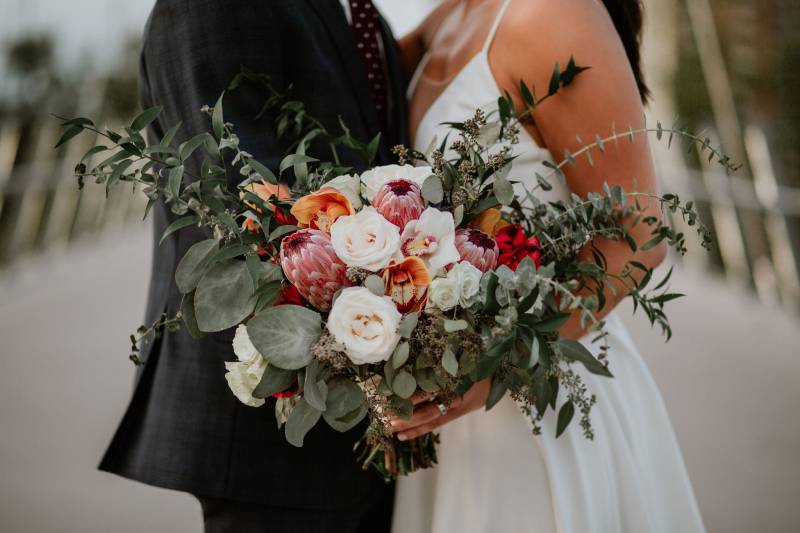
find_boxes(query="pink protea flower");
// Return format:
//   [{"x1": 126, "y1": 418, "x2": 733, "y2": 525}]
[
  {"x1": 372, "y1": 179, "x2": 425, "y2": 231},
  {"x1": 280, "y1": 229, "x2": 351, "y2": 311},
  {"x1": 455, "y1": 229, "x2": 499, "y2": 273}
]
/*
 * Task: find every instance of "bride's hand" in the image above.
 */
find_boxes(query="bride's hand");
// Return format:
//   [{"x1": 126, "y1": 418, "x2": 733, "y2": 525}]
[{"x1": 389, "y1": 378, "x2": 492, "y2": 441}]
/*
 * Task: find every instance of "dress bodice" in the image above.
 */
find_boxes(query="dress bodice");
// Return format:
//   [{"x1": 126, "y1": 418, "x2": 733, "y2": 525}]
[{"x1": 407, "y1": 0, "x2": 571, "y2": 205}]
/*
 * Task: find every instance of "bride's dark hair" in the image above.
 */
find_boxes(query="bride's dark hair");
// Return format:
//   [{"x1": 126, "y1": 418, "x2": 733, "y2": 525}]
[{"x1": 600, "y1": 0, "x2": 650, "y2": 102}]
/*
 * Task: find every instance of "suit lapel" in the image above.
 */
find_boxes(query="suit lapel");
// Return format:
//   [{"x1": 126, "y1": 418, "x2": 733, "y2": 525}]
[{"x1": 305, "y1": 0, "x2": 380, "y2": 137}]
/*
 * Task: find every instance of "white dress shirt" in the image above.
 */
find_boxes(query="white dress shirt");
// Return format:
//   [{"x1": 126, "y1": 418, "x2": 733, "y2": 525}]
[{"x1": 339, "y1": 0, "x2": 352, "y2": 24}]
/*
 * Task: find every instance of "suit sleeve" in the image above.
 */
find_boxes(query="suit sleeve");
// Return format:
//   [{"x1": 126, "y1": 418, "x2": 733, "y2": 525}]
[{"x1": 140, "y1": 0, "x2": 289, "y2": 186}]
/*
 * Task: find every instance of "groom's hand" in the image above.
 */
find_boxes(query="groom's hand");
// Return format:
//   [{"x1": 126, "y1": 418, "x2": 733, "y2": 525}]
[{"x1": 389, "y1": 378, "x2": 492, "y2": 441}]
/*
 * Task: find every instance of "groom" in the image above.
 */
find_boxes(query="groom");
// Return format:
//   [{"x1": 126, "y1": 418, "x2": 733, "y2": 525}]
[{"x1": 99, "y1": 1, "x2": 406, "y2": 531}]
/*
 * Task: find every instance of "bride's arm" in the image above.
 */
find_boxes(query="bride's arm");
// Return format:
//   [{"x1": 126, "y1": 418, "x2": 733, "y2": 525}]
[
  {"x1": 397, "y1": 0, "x2": 459, "y2": 81},
  {"x1": 495, "y1": 0, "x2": 667, "y2": 340}
]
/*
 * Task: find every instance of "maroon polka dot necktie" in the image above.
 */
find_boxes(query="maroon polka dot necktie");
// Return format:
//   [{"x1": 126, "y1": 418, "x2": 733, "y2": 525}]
[{"x1": 348, "y1": 0, "x2": 387, "y2": 127}]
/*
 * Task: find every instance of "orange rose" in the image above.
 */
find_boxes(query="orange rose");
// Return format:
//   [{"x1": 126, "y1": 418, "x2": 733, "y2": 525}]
[
  {"x1": 240, "y1": 180, "x2": 291, "y2": 213},
  {"x1": 381, "y1": 256, "x2": 431, "y2": 312},
  {"x1": 470, "y1": 207, "x2": 511, "y2": 237},
  {"x1": 291, "y1": 189, "x2": 355, "y2": 233}
]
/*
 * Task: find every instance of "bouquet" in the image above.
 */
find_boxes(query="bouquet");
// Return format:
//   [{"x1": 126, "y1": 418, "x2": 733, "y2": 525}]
[{"x1": 57, "y1": 63, "x2": 735, "y2": 480}]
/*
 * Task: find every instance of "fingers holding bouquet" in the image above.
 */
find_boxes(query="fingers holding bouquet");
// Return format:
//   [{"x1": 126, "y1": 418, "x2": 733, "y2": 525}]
[{"x1": 390, "y1": 378, "x2": 492, "y2": 441}]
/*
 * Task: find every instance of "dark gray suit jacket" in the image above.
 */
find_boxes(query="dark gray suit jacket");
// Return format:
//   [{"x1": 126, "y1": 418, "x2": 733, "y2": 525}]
[{"x1": 99, "y1": 0, "x2": 408, "y2": 511}]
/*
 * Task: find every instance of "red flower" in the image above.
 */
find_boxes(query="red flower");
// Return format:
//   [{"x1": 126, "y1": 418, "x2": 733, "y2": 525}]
[
  {"x1": 495, "y1": 224, "x2": 542, "y2": 271},
  {"x1": 275, "y1": 207, "x2": 298, "y2": 227},
  {"x1": 275, "y1": 284, "x2": 304, "y2": 307}
]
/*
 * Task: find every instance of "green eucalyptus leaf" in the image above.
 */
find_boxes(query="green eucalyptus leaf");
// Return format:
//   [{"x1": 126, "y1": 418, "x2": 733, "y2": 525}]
[
  {"x1": 179, "y1": 133, "x2": 209, "y2": 161},
  {"x1": 453, "y1": 204, "x2": 465, "y2": 227},
  {"x1": 416, "y1": 369, "x2": 440, "y2": 393},
  {"x1": 493, "y1": 174, "x2": 514, "y2": 205},
  {"x1": 159, "y1": 215, "x2": 199, "y2": 245},
  {"x1": 180, "y1": 291, "x2": 205, "y2": 339},
  {"x1": 442, "y1": 348, "x2": 459, "y2": 377},
  {"x1": 208, "y1": 244, "x2": 250, "y2": 265},
  {"x1": 175, "y1": 238, "x2": 219, "y2": 293},
  {"x1": 392, "y1": 341, "x2": 410, "y2": 369},
  {"x1": 249, "y1": 158, "x2": 278, "y2": 184},
  {"x1": 364, "y1": 275, "x2": 385, "y2": 296},
  {"x1": 285, "y1": 398, "x2": 322, "y2": 447},
  {"x1": 421, "y1": 175, "x2": 444, "y2": 204},
  {"x1": 268, "y1": 225, "x2": 299, "y2": 242},
  {"x1": 247, "y1": 305, "x2": 321, "y2": 370},
  {"x1": 194, "y1": 261, "x2": 256, "y2": 332},
  {"x1": 526, "y1": 312, "x2": 571, "y2": 333},
  {"x1": 556, "y1": 400, "x2": 575, "y2": 437},
  {"x1": 107, "y1": 159, "x2": 134, "y2": 191},
  {"x1": 130, "y1": 106, "x2": 162, "y2": 132},
  {"x1": 212, "y1": 93, "x2": 225, "y2": 139},
  {"x1": 303, "y1": 360, "x2": 328, "y2": 411},
  {"x1": 485, "y1": 379, "x2": 508, "y2": 410},
  {"x1": 253, "y1": 365, "x2": 296, "y2": 399},
  {"x1": 161, "y1": 121, "x2": 183, "y2": 147},
  {"x1": 393, "y1": 371, "x2": 417, "y2": 399},
  {"x1": 398, "y1": 313, "x2": 419, "y2": 338},
  {"x1": 323, "y1": 403, "x2": 367, "y2": 433},
  {"x1": 557, "y1": 339, "x2": 613, "y2": 377},
  {"x1": 325, "y1": 378, "x2": 366, "y2": 419},
  {"x1": 168, "y1": 165, "x2": 184, "y2": 199},
  {"x1": 80, "y1": 145, "x2": 108, "y2": 163}
]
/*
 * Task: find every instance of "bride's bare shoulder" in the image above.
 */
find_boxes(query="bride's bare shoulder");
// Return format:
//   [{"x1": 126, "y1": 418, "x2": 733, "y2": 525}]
[
  {"x1": 495, "y1": 0, "x2": 635, "y2": 98},
  {"x1": 503, "y1": 0, "x2": 620, "y2": 54}
]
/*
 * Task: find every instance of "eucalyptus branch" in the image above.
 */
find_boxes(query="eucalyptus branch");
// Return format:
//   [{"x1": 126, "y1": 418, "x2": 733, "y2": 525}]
[{"x1": 129, "y1": 312, "x2": 182, "y2": 365}]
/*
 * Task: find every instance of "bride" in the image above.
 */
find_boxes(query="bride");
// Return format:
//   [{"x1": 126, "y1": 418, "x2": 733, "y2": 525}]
[{"x1": 389, "y1": 1, "x2": 706, "y2": 532}]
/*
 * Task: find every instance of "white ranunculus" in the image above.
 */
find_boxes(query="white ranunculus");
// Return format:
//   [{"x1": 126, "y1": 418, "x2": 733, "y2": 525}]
[
  {"x1": 327, "y1": 287, "x2": 402, "y2": 365},
  {"x1": 325, "y1": 174, "x2": 363, "y2": 209},
  {"x1": 232, "y1": 324, "x2": 258, "y2": 361},
  {"x1": 400, "y1": 207, "x2": 460, "y2": 271},
  {"x1": 427, "y1": 276, "x2": 461, "y2": 311},
  {"x1": 448, "y1": 261, "x2": 483, "y2": 306},
  {"x1": 224, "y1": 325, "x2": 267, "y2": 407},
  {"x1": 330, "y1": 207, "x2": 400, "y2": 271},
  {"x1": 360, "y1": 164, "x2": 434, "y2": 202}
]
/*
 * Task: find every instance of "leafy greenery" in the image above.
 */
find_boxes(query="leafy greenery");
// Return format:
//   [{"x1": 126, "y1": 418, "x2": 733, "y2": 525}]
[{"x1": 56, "y1": 57, "x2": 733, "y2": 478}]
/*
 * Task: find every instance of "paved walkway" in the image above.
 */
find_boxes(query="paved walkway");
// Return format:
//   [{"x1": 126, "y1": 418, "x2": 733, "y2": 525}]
[{"x1": 0, "y1": 227, "x2": 798, "y2": 533}]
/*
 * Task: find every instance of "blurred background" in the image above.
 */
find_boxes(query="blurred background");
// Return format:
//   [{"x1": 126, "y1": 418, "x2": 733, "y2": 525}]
[{"x1": 0, "y1": 1, "x2": 798, "y2": 532}]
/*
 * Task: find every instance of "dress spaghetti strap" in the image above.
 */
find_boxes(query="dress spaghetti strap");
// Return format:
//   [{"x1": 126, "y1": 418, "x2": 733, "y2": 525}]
[{"x1": 482, "y1": 0, "x2": 514, "y2": 54}]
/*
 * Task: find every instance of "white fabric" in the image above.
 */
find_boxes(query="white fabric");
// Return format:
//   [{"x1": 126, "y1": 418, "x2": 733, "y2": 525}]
[
  {"x1": 393, "y1": 1, "x2": 707, "y2": 532},
  {"x1": 339, "y1": 0, "x2": 352, "y2": 24}
]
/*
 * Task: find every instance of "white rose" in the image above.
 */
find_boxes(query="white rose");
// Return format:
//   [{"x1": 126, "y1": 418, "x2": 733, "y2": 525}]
[
  {"x1": 448, "y1": 261, "x2": 483, "y2": 306},
  {"x1": 224, "y1": 325, "x2": 267, "y2": 407},
  {"x1": 325, "y1": 174, "x2": 363, "y2": 209},
  {"x1": 428, "y1": 276, "x2": 461, "y2": 311},
  {"x1": 232, "y1": 324, "x2": 258, "y2": 361},
  {"x1": 327, "y1": 287, "x2": 402, "y2": 365},
  {"x1": 400, "y1": 207, "x2": 461, "y2": 271},
  {"x1": 330, "y1": 207, "x2": 400, "y2": 271},
  {"x1": 360, "y1": 164, "x2": 434, "y2": 202}
]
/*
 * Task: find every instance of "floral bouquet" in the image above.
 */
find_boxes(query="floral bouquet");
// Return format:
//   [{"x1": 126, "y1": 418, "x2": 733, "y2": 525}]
[{"x1": 57, "y1": 63, "x2": 735, "y2": 479}]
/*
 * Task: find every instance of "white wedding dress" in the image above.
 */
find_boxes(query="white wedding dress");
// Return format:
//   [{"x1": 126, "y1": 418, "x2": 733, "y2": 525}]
[{"x1": 391, "y1": 2, "x2": 706, "y2": 532}]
